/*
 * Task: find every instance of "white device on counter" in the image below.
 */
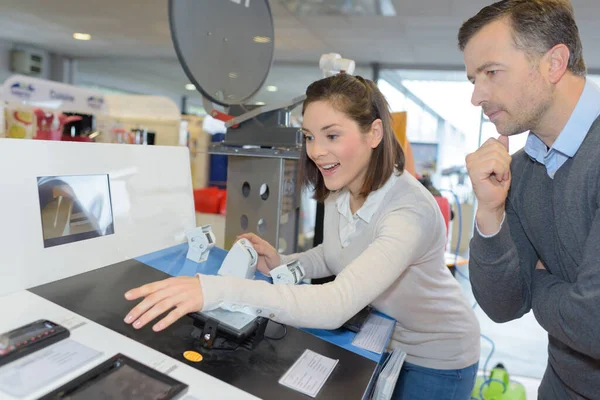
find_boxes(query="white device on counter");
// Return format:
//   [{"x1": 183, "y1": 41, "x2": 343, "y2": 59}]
[
  {"x1": 217, "y1": 238, "x2": 258, "y2": 280},
  {"x1": 186, "y1": 225, "x2": 216, "y2": 263},
  {"x1": 270, "y1": 260, "x2": 306, "y2": 285}
]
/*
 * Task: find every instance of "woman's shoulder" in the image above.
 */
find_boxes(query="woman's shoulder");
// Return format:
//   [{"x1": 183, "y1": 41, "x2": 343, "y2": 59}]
[
  {"x1": 368, "y1": 173, "x2": 446, "y2": 252},
  {"x1": 375, "y1": 172, "x2": 443, "y2": 225},
  {"x1": 385, "y1": 171, "x2": 435, "y2": 205}
]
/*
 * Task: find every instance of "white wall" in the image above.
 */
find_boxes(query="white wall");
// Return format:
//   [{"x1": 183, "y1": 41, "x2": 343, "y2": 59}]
[
  {"x1": 74, "y1": 58, "x2": 374, "y2": 113},
  {"x1": 76, "y1": 58, "x2": 187, "y2": 108},
  {"x1": 0, "y1": 39, "x2": 373, "y2": 115}
]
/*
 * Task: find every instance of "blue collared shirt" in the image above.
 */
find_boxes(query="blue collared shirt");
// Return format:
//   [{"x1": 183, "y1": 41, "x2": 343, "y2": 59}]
[{"x1": 525, "y1": 79, "x2": 600, "y2": 178}]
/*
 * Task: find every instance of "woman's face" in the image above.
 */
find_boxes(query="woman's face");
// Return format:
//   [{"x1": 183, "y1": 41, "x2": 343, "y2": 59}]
[{"x1": 302, "y1": 100, "x2": 382, "y2": 195}]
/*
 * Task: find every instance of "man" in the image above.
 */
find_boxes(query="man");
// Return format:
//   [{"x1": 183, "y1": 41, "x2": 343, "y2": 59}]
[{"x1": 459, "y1": 0, "x2": 600, "y2": 398}]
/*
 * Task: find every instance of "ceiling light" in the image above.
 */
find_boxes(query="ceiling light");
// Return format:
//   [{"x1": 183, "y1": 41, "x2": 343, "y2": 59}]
[
  {"x1": 255, "y1": 101, "x2": 265, "y2": 106},
  {"x1": 253, "y1": 36, "x2": 271, "y2": 43},
  {"x1": 266, "y1": 85, "x2": 278, "y2": 92},
  {"x1": 228, "y1": 72, "x2": 238, "y2": 79},
  {"x1": 73, "y1": 32, "x2": 91, "y2": 41},
  {"x1": 185, "y1": 84, "x2": 196, "y2": 91}
]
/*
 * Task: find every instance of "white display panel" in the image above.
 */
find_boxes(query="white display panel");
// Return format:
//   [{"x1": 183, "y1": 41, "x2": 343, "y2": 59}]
[{"x1": 0, "y1": 139, "x2": 196, "y2": 295}]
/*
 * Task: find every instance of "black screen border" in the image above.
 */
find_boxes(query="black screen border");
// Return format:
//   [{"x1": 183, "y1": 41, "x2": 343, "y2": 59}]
[{"x1": 38, "y1": 353, "x2": 188, "y2": 400}]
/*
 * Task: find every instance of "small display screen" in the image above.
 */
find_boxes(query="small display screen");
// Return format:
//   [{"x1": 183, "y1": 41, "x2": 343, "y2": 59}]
[
  {"x1": 0, "y1": 321, "x2": 55, "y2": 356},
  {"x1": 37, "y1": 175, "x2": 115, "y2": 248},
  {"x1": 69, "y1": 364, "x2": 172, "y2": 400}
]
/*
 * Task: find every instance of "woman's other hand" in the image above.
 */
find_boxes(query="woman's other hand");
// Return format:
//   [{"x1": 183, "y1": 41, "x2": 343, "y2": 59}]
[{"x1": 237, "y1": 233, "x2": 282, "y2": 274}]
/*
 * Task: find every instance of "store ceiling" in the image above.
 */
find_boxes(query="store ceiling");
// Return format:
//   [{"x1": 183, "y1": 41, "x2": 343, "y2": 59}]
[
  {"x1": 1, "y1": 0, "x2": 600, "y2": 105},
  {"x1": 2, "y1": 0, "x2": 600, "y2": 66}
]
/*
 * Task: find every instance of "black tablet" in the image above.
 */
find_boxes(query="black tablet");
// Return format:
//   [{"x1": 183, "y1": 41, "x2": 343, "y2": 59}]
[
  {"x1": 39, "y1": 353, "x2": 188, "y2": 400},
  {"x1": 189, "y1": 308, "x2": 260, "y2": 341}
]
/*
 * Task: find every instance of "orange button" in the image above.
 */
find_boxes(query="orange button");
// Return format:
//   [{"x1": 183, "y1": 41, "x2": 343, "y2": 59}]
[{"x1": 183, "y1": 351, "x2": 203, "y2": 363}]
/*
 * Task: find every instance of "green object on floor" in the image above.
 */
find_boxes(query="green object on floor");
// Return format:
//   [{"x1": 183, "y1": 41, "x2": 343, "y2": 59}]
[{"x1": 472, "y1": 363, "x2": 527, "y2": 400}]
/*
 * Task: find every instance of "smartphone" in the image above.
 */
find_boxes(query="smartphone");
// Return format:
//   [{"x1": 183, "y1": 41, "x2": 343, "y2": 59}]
[{"x1": 0, "y1": 319, "x2": 70, "y2": 367}]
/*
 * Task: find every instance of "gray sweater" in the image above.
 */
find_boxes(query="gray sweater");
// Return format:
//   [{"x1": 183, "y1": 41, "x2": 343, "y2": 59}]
[{"x1": 469, "y1": 117, "x2": 600, "y2": 399}]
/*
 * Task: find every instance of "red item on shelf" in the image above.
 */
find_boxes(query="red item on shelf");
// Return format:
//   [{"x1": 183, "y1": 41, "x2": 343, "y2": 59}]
[
  {"x1": 32, "y1": 108, "x2": 82, "y2": 141},
  {"x1": 194, "y1": 187, "x2": 226, "y2": 214}
]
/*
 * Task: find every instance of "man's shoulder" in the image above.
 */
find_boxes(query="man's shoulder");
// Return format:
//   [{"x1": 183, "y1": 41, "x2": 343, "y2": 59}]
[{"x1": 579, "y1": 116, "x2": 600, "y2": 154}]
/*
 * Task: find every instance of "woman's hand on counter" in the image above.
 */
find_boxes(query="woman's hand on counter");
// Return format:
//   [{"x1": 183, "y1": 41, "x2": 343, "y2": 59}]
[{"x1": 123, "y1": 276, "x2": 203, "y2": 332}]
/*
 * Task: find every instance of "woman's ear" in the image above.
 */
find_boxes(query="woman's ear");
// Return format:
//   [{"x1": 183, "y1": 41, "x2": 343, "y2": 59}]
[{"x1": 370, "y1": 119, "x2": 384, "y2": 148}]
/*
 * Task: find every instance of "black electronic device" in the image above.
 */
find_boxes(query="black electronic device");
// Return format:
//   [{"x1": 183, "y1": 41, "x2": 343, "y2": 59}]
[
  {"x1": 188, "y1": 310, "x2": 268, "y2": 350},
  {"x1": 342, "y1": 306, "x2": 373, "y2": 333},
  {"x1": 0, "y1": 319, "x2": 69, "y2": 367},
  {"x1": 38, "y1": 353, "x2": 188, "y2": 400}
]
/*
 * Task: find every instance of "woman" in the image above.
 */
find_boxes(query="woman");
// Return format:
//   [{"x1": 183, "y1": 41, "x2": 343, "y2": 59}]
[{"x1": 124, "y1": 73, "x2": 480, "y2": 399}]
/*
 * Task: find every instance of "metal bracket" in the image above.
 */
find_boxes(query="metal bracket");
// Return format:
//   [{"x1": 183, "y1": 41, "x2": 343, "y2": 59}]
[{"x1": 199, "y1": 318, "x2": 218, "y2": 349}]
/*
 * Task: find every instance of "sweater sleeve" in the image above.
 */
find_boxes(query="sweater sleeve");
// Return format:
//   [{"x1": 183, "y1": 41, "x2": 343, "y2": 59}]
[
  {"x1": 468, "y1": 197, "x2": 537, "y2": 323},
  {"x1": 198, "y1": 202, "x2": 435, "y2": 329},
  {"x1": 531, "y1": 206, "x2": 600, "y2": 359}
]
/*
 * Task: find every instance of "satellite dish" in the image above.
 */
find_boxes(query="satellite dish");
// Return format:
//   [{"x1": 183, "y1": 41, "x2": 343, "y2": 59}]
[{"x1": 168, "y1": 0, "x2": 275, "y2": 107}]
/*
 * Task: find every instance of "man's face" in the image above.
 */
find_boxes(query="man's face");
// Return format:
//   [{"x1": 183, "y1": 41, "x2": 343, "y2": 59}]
[{"x1": 464, "y1": 19, "x2": 552, "y2": 136}]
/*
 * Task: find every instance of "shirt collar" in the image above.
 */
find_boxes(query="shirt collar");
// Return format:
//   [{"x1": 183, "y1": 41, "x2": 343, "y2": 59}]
[
  {"x1": 336, "y1": 172, "x2": 398, "y2": 223},
  {"x1": 525, "y1": 79, "x2": 600, "y2": 162}
]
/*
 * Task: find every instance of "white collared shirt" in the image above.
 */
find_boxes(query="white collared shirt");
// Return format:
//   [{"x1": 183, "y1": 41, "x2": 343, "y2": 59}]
[{"x1": 336, "y1": 172, "x2": 398, "y2": 247}]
